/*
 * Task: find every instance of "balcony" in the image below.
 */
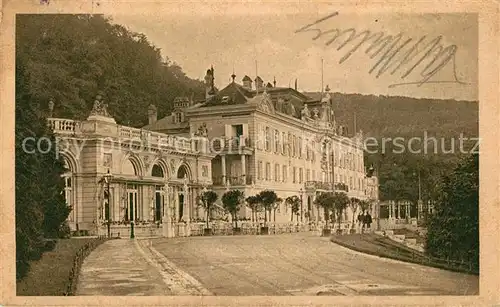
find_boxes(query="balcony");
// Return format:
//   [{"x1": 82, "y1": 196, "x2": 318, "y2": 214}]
[
  {"x1": 212, "y1": 137, "x2": 253, "y2": 154},
  {"x1": 212, "y1": 175, "x2": 253, "y2": 186},
  {"x1": 304, "y1": 181, "x2": 349, "y2": 193}
]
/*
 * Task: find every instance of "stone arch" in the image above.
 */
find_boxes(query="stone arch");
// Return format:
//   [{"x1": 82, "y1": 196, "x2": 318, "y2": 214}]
[
  {"x1": 120, "y1": 153, "x2": 145, "y2": 176},
  {"x1": 60, "y1": 151, "x2": 80, "y2": 174},
  {"x1": 176, "y1": 163, "x2": 192, "y2": 180},
  {"x1": 149, "y1": 158, "x2": 169, "y2": 179}
]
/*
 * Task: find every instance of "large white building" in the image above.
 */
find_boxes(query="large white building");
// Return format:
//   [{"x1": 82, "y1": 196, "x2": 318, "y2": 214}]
[{"x1": 48, "y1": 67, "x2": 379, "y2": 237}]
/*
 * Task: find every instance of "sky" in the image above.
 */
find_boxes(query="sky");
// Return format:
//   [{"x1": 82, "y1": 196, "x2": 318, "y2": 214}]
[{"x1": 110, "y1": 11, "x2": 477, "y2": 101}]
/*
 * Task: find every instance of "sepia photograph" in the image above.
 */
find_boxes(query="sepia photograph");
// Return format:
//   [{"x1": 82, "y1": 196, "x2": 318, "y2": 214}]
[{"x1": 2, "y1": 1, "x2": 498, "y2": 305}]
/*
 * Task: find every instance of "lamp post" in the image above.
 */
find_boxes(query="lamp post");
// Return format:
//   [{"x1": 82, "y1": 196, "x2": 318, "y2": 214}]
[
  {"x1": 299, "y1": 188, "x2": 304, "y2": 223},
  {"x1": 103, "y1": 169, "x2": 113, "y2": 238}
]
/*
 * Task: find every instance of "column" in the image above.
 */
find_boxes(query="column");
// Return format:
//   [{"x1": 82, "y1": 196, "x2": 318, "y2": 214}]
[
  {"x1": 162, "y1": 183, "x2": 174, "y2": 238},
  {"x1": 221, "y1": 155, "x2": 227, "y2": 185},
  {"x1": 241, "y1": 154, "x2": 246, "y2": 184},
  {"x1": 184, "y1": 184, "x2": 191, "y2": 236},
  {"x1": 391, "y1": 201, "x2": 396, "y2": 220}
]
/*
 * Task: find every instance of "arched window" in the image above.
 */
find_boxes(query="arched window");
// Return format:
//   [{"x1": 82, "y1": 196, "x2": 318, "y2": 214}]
[
  {"x1": 62, "y1": 158, "x2": 74, "y2": 222},
  {"x1": 152, "y1": 164, "x2": 164, "y2": 177}
]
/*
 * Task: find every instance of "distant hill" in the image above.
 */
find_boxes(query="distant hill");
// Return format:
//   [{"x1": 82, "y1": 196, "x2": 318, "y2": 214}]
[{"x1": 304, "y1": 92, "x2": 478, "y2": 139}]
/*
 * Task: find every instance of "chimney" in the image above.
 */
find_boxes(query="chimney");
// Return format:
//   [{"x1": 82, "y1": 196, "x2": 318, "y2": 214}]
[
  {"x1": 242, "y1": 75, "x2": 253, "y2": 90},
  {"x1": 148, "y1": 104, "x2": 157, "y2": 125}
]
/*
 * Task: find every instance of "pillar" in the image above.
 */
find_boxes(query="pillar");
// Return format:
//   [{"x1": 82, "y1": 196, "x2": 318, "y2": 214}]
[
  {"x1": 241, "y1": 154, "x2": 246, "y2": 184},
  {"x1": 184, "y1": 184, "x2": 191, "y2": 236},
  {"x1": 221, "y1": 155, "x2": 227, "y2": 185},
  {"x1": 162, "y1": 184, "x2": 174, "y2": 238},
  {"x1": 391, "y1": 201, "x2": 396, "y2": 220}
]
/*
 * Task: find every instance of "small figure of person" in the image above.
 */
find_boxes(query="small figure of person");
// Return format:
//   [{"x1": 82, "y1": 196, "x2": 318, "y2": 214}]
[
  {"x1": 363, "y1": 211, "x2": 373, "y2": 232},
  {"x1": 357, "y1": 211, "x2": 365, "y2": 233}
]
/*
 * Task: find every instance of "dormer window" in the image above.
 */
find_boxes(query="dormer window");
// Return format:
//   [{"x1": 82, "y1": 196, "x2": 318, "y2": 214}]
[
  {"x1": 222, "y1": 96, "x2": 230, "y2": 103},
  {"x1": 173, "y1": 111, "x2": 183, "y2": 123}
]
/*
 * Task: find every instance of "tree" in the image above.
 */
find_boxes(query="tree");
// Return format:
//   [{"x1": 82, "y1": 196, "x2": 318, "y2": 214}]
[
  {"x1": 349, "y1": 197, "x2": 360, "y2": 229},
  {"x1": 199, "y1": 190, "x2": 218, "y2": 229},
  {"x1": 314, "y1": 192, "x2": 334, "y2": 229},
  {"x1": 332, "y1": 192, "x2": 350, "y2": 230},
  {"x1": 15, "y1": 60, "x2": 71, "y2": 280},
  {"x1": 272, "y1": 197, "x2": 283, "y2": 222},
  {"x1": 256, "y1": 190, "x2": 279, "y2": 224},
  {"x1": 426, "y1": 153, "x2": 479, "y2": 268},
  {"x1": 285, "y1": 196, "x2": 301, "y2": 222},
  {"x1": 245, "y1": 195, "x2": 261, "y2": 222},
  {"x1": 222, "y1": 190, "x2": 245, "y2": 228}
]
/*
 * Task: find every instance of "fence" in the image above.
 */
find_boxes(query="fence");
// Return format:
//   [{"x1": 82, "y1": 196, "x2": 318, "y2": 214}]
[
  {"x1": 64, "y1": 236, "x2": 108, "y2": 296},
  {"x1": 188, "y1": 222, "x2": 321, "y2": 236}
]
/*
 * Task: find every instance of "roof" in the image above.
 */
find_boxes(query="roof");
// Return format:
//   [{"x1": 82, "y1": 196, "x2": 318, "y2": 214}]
[
  {"x1": 242, "y1": 75, "x2": 252, "y2": 82},
  {"x1": 255, "y1": 76, "x2": 263, "y2": 82},
  {"x1": 201, "y1": 82, "x2": 253, "y2": 107}
]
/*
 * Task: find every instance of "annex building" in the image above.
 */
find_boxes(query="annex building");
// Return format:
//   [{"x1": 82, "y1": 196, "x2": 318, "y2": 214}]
[{"x1": 48, "y1": 67, "x2": 379, "y2": 237}]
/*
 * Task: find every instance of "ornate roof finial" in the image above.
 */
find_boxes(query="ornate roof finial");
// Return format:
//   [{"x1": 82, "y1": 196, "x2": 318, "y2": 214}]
[
  {"x1": 273, "y1": 76, "x2": 276, "y2": 87},
  {"x1": 325, "y1": 84, "x2": 330, "y2": 92}
]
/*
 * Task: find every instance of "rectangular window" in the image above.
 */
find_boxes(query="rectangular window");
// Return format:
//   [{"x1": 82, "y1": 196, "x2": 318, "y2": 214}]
[
  {"x1": 299, "y1": 168, "x2": 303, "y2": 183},
  {"x1": 266, "y1": 162, "x2": 271, "y2": 180},
  {"x1": 282, "y1": 165, "x2": 287, "y2": 182},
  {"x1": 311, "y1": 141, "x2": 316, "y2": 162},
  {"x1": 288, "y1": 133, "x2": 293, "y2": 157},
  {"x1": 298, "y1": 137, "x2": 302, "y2": 158},
  {"x1": 275, "y1": 164, "x2": 280, "y2": 182},
  {"x1": 201, "y1": 165, "x2": 208, "y2": 177},
  {"x1": 258, "y1": 161, "x2": 263, "y2": 179},
  {"x1": 349, "y1": 176, "x2": 353, "y2": 189},
  {"x1": 265, "y1": 127, "x2": 270, "y2": 151},
  {"x1": 274, "y1": 130, "x2": 280, "y2": 153},
  {"x1": 293, "y1": 167, "x2": 297, "y2": 183},
  {"x1": 282, "y1": 132, "x2": 286, "y2": 155},
  {"x1": 312, "y1": 170, "x2": 316, "y2": 181},
  {"x1": 306, "y1": 169, "x2": 310, "y2": 181}
]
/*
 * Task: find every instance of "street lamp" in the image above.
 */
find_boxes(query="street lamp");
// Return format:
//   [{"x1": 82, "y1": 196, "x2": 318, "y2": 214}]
[
  {"x1": 299, "y1": 188, "x2": 304, "y2": 223},
  {"x1": 103, "y1": 169, "x2": 113, "y2": 238}
]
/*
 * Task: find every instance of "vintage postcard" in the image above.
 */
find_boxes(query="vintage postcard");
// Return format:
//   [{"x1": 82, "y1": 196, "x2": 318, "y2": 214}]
[{"x1": 1, "y1": 0, "x2": 499, "y2": 306}]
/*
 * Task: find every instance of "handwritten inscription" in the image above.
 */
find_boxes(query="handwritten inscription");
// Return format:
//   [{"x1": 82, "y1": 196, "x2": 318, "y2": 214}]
[{"x1": 295, "y1": 12, "x2": 467, "y2": 88}]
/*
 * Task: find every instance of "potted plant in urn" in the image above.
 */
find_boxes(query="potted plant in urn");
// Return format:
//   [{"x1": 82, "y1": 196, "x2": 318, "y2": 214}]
[
  {"x1": 314, "y1": 192, "x2": 334, "y2": 236},
  {"x1": 222, "y1": 189, "x2": 245, "y2": 235},
  {"x1": 256, "y1": 190, "x2": 278, "y2": 235},
  {"x1": 199, "y1": 189, "x2": 218, "y2": 236}
]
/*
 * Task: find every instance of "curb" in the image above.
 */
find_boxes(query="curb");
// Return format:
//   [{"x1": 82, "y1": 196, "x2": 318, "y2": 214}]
[{"x1": 134, "y1": 239, "x2": 213, "y2": 295}]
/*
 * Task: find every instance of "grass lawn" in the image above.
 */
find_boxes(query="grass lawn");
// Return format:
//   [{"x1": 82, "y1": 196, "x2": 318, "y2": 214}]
[
  {"x1": 16, "y1": 238, "x2": 96, "y2": 296},
  {"x1": 331, "y1": 234, "x2": 478, "y2": 275}
]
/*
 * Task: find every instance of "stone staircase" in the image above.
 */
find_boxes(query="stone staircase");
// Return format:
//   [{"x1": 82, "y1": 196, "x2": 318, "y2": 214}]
[{"x1": 374, "y1": 228, "x2": 426, "y2": 252}]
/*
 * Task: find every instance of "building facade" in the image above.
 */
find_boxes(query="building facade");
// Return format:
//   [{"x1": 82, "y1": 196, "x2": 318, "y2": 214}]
[
  {"x1": 144, "y1": 68, "x2": 379, "y2": 226},
  {"x1": 47, "y1": 67, "x2": 380, "y2": 237}
]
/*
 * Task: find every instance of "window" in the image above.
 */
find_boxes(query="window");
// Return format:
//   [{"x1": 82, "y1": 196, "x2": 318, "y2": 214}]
[
  {"x1": 292, "y1": 167, "x2": 297, "y2": 183},
  {"x1": 266, "y1": 162, "x2": 271, "y2": 180},
  {"x1": 288, "y1": 133, "x2": 292, "y2": 157},
  {"x1": 349, "y1": 176, "x2": 353, "y2": 189},
  {"x1": 298, "y1": 137, "x2": 302, "y2": 158},
  {"x1": 306, "y1": 169, "x2": 310, "y2": 181},
  {"x1": 282, "y1": 165, "x2": 287, "y2": 182},
  {"x1": 299, "y1": 168, "x2": 303, "y2": 183},
  {"x1": 258, "y1": 161, "x2": 263, "y2": 179},
  {"x1": 174, "y1": 112, "x2": 182, "y2": 123},
  {"x1": 274, "y1": 130, "x2": 280, "y2": 153},
  {"x1": 275, "y1": 164, "x2": 280, "y2": 182},
  {"x1": 282, "y1": 132, "x2": 287, "y2": 154},
  {"x1": 312, "y1": 170, "x2": 316, "y2": 181},
  {"x1": 311, "y1": 141, "x2": 316, "y2": 161},
  {"x1": 292, "y1": 135, "x2": 297, "y2": 157},
  {"x1": 265, "y1": 127, "x2": 270, "y2": 151},
  {"x1": 63, "y1": 175, "x2": 72, "y2": 220}
]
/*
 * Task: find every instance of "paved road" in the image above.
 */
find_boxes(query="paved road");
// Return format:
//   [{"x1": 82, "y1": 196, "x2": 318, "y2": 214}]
[{"x1": 152, "y1": 233, "x2": 479, "y2": 296}]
